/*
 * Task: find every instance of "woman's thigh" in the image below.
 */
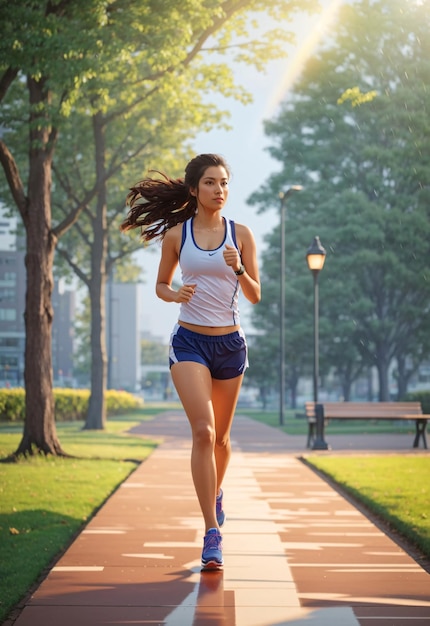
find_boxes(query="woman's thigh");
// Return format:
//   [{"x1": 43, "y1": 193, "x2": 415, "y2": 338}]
[{"x1": 171, "y1": 361, "x2": 214, "y2": 428}]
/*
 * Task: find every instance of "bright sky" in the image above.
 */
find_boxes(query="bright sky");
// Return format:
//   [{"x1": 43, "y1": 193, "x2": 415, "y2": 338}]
[{"x1": 138, "y1": 0, "x2": 344, "y2": 342}]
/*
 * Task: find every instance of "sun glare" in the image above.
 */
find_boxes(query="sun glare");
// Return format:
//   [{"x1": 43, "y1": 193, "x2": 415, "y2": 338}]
[{"x1": 264, "y1": 0, "x2": 345, "y2": 118}]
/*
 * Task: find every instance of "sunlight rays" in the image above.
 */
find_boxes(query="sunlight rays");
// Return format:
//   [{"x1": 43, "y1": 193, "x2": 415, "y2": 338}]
[{"x1": 264, "y1": 0, "x2": 345, "y2": 118}]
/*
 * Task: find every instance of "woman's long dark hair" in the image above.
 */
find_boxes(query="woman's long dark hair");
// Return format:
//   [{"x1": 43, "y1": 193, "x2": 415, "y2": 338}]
[{"x1": 120, "y1": 153, "x2": 230, "y2": 242}]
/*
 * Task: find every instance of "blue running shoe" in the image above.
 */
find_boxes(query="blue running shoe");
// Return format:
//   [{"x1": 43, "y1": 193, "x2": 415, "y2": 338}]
[
  {"x1": 201, "y1": 528, "x2": 223, "y2": 570},
  {"x1": 216, "y1": 489, "x2": 225, "y2": 527}
]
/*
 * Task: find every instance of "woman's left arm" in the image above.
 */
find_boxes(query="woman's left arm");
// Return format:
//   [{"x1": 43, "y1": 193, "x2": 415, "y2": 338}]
[{"x1": 224, "y1": 224, "x2": 261, "y2": 304}]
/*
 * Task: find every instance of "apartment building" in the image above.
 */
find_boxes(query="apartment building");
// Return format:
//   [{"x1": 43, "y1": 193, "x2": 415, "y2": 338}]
[
  {"x1": 0, "y1": 213, "x2": 25, "y2": 386},
  {"x1": 0, "y1": 209, "x2": 75, "y2": 387},
  {"x1": 106, "y1": 280, "x2": 141, "y2": 392}
]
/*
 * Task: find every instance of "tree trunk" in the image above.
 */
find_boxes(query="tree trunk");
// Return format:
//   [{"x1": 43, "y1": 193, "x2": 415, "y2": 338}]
[
  {"x1": 288, "y1": 367, "x2": 299, "y2": 409},
  {"x1": 377, "y1": 357, "x2": 390, "y2": 401},
  {"x1": 366, "y1": 368, "x2": 374, "y2": 401},
  {"x1": 85, "y1": 271, "x2": 107, "y2": 429},
  {"x1": 14, "y1": 77, "x2": 66, "y2": 457},
  {"x1": 84, "y1": 113, "x2": 108, "y2": 430},
  {"x1": 396, "y1": 354, "x2": 415, "y2": 400},
  {"x1": 259, "y1": 386, "x2": 268, "y2": 410},
  {"x1": 341, "y1": 381, "x2": 351, "y2": 401}
]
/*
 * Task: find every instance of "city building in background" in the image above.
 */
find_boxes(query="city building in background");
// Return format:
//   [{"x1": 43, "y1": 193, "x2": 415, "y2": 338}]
[
  {"x1": 106, "y1": 280, "x2": 141, "y2": 392},
  {"x1": 0, "y1": 207, "x2": 75, "y2": 387},
  {"x1": 0, "y1": 211, "x2": 25, "y2": 386},
  {"x1": 52, "y1": 282, "x2": 75, "y2": 386}
]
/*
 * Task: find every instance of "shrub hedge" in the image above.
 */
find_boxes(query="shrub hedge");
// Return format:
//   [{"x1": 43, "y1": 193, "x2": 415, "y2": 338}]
[
  {"x1": 0, "y1": 388, "x2": 143, "y2": 422},
  {"x1": 403, "y1": 390, "x2": 430, "y2": 413}
]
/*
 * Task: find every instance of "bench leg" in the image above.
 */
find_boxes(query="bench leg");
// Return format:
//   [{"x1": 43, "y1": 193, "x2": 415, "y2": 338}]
[
  {"x1": 312, "y1": 403, "x2": 330, "y2": 450},
  {"x1": 307, "y1": 422, "x2": 315, "y2": 448},
  {"x1": 413, "y1": 419, "x2": 428, "y2": 449}
]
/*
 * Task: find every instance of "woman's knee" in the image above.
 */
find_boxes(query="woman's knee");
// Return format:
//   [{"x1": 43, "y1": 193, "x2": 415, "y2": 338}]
[
  {"x1": 215, "y1": 434, "x2": 230, "y2": 450},
  {"x1": 193, "y1": 422, "x2": 216, "y2": 447}
]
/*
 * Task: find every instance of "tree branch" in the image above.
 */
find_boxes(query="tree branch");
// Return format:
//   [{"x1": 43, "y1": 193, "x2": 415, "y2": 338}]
[
  {"x1": 53, "y1": 199, "x2": 94, "y2": 249},
  {"x1": 180, "y1": 0, "x2": 251, "y2": 70},
  {"x1": 107, "y1": 243, "x2": 143, "y2": 273},
  {"x1": 107, "y1": 201, "x2": 127, "y2": 227},
  {"x1": 0, "y1": 66, "x2": 19, "y2": 103},
  {"x1": 0, "y1": 139, "x2": 28, "y2": 221},
  {"x1": 56, "y1": 245, "x2": 89, "y2": 286},
  {"x1": 104, "y1": 1, "x2": 253, "y2": 123}
]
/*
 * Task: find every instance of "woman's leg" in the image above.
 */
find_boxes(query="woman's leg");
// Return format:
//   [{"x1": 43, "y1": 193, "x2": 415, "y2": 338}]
[
  {"x1": 170, "y1": 361, "x2": 218, "y2": 532},
  {"x1": 212, "y1": 374, "x2": 244, "y2": 494}
]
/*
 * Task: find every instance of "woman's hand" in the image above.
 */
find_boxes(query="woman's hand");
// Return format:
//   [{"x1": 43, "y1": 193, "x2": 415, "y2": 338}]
[
  {"x1": 223, "y1": 244, "x2": 241, "y2": 272},
  {"x1": 175, "y1": 283, "x2": 197, "y2": 303}
]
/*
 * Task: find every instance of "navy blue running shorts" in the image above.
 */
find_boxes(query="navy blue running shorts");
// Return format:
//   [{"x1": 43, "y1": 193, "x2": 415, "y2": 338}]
[{"x1": 169, "y1": 324, "x2": 248, "y2": 380}]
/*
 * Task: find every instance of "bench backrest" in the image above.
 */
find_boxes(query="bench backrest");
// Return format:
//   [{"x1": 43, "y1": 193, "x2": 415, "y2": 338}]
[{"x1": 305, "y1": 401, "x2": 423, "y2": 419}]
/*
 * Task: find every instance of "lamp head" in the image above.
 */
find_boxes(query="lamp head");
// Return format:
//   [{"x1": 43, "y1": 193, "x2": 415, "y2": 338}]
[
  {"x1": 279, "y1": 185, "x2": 303, "y2": 201},
  {"x1": 306, "y1": 236, "x2": 326, "y2": 272}
]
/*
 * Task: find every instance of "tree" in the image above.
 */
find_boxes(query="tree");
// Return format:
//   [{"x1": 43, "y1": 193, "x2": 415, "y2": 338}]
[
  {"x1": 46, "y1": 0, "x2": 318, "y2": 430},
  {"x1": 247, "y1": 226, "x2": 316, "y2": 408},
  {"x1": 0, "y1": 1, "x2": 112, "y2": 455},
  {"x1": 0, "y1": 0, "x2": 318, "y2": 450},
  {"x1": 249, "y1": 0, "x2": 430, "y2": 401},
  {"x1": 246, "y1": 337, "x2": 278, "y2": 409},
  {"x1": 141, "y1": 338, "x2": 168, "y2": 366}
]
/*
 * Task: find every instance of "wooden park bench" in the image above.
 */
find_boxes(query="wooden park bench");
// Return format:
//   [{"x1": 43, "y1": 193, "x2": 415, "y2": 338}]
[{"x1": 305, "y1": 401, "x2": 429, "y2": 450}]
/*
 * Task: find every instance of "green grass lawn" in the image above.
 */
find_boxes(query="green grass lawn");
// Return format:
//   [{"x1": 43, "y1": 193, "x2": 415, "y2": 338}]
[
  {"x1": 0, "y1": 410, "x2": 160, "y2": 623},
  {"x1": 305, "y1": 456, "x2": 430, "y2": 558}
]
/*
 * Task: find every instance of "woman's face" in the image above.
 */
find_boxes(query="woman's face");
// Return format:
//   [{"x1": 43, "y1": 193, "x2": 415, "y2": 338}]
[{"x1": 191, "y1": 165, "x2": 229, "y2": 212}]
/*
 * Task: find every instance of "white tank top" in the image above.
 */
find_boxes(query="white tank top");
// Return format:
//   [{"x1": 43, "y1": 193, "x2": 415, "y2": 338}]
[{"x1": 178, "y1": 217, "x2": 241, "y2": 327}]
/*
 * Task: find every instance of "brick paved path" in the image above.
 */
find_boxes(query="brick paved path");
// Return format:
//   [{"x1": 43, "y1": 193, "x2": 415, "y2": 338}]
[{"x1": 8, "y1": 411, "x2": 430, "y2": 626}]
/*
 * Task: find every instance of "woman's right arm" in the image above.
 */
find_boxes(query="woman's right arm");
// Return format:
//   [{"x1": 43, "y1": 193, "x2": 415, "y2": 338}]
[{"x1": 156, "y1": 227, "x2": 196, "y2": 304}]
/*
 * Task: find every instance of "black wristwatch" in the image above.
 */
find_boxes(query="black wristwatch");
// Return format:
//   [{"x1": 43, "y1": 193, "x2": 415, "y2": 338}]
[{"x1": 234, "y1": 264, "x2": 246, "y2": 276}]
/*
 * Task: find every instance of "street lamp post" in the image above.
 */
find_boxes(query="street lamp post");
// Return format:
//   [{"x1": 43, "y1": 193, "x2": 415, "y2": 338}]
[
  {"x1": 279, "y1": 185, "x2": 303, "y2": 426},
  {"x1": 306, "y1": 236, "x2": 328, "y2": 449}
]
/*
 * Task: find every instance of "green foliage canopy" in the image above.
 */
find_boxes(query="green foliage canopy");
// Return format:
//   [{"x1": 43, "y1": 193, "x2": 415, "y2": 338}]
[
  {"x1": 0, "y1": 0, "x2": 319, "y2": 444},
  {"x1": 248, "y1": 0, "x2": 430, "y2": 403}
]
